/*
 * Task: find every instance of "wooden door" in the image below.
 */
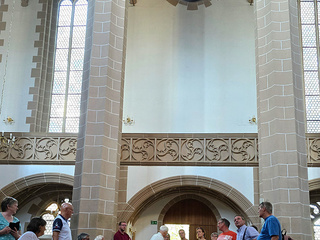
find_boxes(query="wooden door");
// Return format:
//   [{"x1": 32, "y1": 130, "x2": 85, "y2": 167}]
[{"x1": 163, "y1": 199, "x2": 217, "y2": 240}]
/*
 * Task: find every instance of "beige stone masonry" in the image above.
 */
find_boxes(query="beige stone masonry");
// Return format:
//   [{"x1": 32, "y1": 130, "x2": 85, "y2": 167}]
[
  {"x1": 255, "y1": 0, "x2": 312, "y2": 238},
  {"x1": 72, "y1": 0, "x2": 127, "y2": 239},
  {"x1": 27, "y1": 0, "x2": 54, "y2": 132},
  {"x1": 0, "y1": 2, "x2": 8, "y2": 63}
]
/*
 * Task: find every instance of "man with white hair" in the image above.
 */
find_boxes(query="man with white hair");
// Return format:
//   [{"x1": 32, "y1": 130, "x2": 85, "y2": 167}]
[{"x1": 150, "y1": 225, "x2": 169, "y2": 240}]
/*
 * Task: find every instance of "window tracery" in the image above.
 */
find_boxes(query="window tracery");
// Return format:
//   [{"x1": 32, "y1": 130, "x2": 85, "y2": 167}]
[
  {"x1": 299, "y1": 0, "x2": 320, "y2": 133},
  {"x1": 49, "y1": 0, "x2": 88, "y2": 133}
]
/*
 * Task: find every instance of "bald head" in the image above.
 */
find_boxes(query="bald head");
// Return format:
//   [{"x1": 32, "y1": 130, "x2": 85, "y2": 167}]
[{"x1": 61, "y1": 202, "x2": 73, "y2": 219}]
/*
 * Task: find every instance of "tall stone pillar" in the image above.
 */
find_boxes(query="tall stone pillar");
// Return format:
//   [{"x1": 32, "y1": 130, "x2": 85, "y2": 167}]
[
  {"x1": 71, "y1": 0, "x2": 126, "y2": 239},
  {"x1": 255, "y1": 0, "x2": 312, "y2": 239}
]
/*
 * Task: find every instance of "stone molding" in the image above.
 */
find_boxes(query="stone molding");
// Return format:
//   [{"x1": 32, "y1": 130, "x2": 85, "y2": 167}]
[
  {"x1": 26, "y1": 0, "x2": 54, "y2": 131},
  {"x1": 0, "y1": 1, "x2": 8, "y2": 64},
  {"x1": 1, "y1": 133, "x2": 320, "y2": 167},
  {"x1": 309, "y1": 178, "x2": 320, "y2": 192},
  {"x1": 0, "y1": 133, "x2": 77, "y2": 164},
  {"x1": 0, "y1": 172, "x2": 74, "y2": 200},
  {"x1": 121, "y1": 134, "x2": 258, "y2": 166},
  {"x1": 117, "y1": 175, "x2": 260, "y2": 227}
]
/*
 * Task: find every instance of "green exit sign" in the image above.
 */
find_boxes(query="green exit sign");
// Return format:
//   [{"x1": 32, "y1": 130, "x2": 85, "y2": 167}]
[{"x1": 151, "y1": 221, "x2": 157, "y2": 225}]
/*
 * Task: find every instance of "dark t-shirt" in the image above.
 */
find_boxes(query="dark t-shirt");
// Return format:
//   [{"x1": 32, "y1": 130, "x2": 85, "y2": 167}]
[{"x1": 114, "y1": 230, "x2": 131, "y2": 240}]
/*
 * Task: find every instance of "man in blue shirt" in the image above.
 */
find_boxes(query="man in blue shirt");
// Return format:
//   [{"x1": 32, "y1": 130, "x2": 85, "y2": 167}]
[
  {"x1": 234, "y1": 215, "x2": 259, "y2": 240},
  {"x1": 257, "y1": 202, "x2": 282, "y2": 240}
]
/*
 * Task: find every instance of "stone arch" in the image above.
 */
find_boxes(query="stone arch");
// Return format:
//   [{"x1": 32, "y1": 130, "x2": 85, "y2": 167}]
[
  {"x1": 157, "y1": 194, "x2": 221, "y2": 228},
  {"x1": 0, "y1": 173, "x2": 74, "y2": 214},
  {"x1": 309, "y1": 178, "x2": 320, "y2": 192},
  {"x1": 118, "y1": 175, "x2": 259, "y2": 226},
  {"x1": 309, "y1": 178, "x2": 320, "y2": 205}
]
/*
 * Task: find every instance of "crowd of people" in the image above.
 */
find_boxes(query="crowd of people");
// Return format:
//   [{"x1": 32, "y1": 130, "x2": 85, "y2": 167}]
[
  {"x1": 150, "y1": 202, "x2": 282, "y2": 240},
  {"x1": 0, "y1": 196, "x2": 282, "y2": 240},
  {"x1": 0, "y1": 197, "x2": 105, "y2": 240}
]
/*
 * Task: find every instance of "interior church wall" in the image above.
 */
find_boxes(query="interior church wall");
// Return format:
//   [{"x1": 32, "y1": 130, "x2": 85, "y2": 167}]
[
  {"x1": 133, "y1": 193, "x2": 238, "y2": 240},
  {"x1": 0, "y1": 165, "x2": 75, "y2": 189},
  {"x1": 123, "y1": 0, "x2": 257, "y2": 133},
  {"x1": 15, "y1": 197, "x2": 42, "y2": 233},
  {"x1": 308, "y1": 168, "x2": 320, "y2": 181},
  {"x1": 127, "y1": 166, "x2": 255, "y2": 204},
  {"x1": 0, "y1": 0, "x2": 41, "y2": 132}
]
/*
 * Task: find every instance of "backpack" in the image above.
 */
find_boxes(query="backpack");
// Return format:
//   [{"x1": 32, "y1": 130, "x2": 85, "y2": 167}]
[{"x1": 281, "y1": 229, "x2": 293, "y2": 240}]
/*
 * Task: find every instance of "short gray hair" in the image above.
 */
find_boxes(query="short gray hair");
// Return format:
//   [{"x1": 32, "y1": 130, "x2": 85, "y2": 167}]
[
  {"x1": 94, "y1": 235, "x2": 104, "y2": 240},
  {"x1": 259, "y1": 202, "x2": 273, "y2": 214},
  {"x1": 211, "y1": 232, "x2": 218, "y2": 237},
  {"x1": 160, "y1": 225, "x2": 169, "y2": 233}
]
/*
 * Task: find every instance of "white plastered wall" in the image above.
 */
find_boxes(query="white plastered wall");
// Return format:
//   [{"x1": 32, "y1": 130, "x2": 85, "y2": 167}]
[
  {"x1": 308, "y1": 168, "x2": 320, "y2": 181},
  {"x1": 0, "y1": 1, "x2": 41, "y2": 132},
  {"x1": 127, "y1": 166, "x2": 255, "y2": 204},
  {"x1": 0, "y1": 165, "x2": 75, "y2": 189},
  {"x1": 15, "y1": 197, "x2": 42, "y2": 233},
  {"x1": 123, "y1": 0, "x2": 257, "y2": 133}
]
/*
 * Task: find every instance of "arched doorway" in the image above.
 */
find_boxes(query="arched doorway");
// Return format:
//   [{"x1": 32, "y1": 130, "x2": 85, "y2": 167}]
[
  {"x1": 119, "y1": 176, "x2": 258, "y2": 227},
  {"x1": 163, "y1": 199, "x2": 217, "y2": 240},
  {"x1": 0, "y1": 173, "x2": 73, "y2": 233}
]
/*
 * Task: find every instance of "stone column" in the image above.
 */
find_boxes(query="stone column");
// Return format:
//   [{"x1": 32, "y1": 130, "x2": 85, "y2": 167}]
[
  {"x1": 72, "y1": 0, "x2": 126, "y2": 239},
  {"x1": 255, "y1": 0, "x2": 312, "y2": 239}
]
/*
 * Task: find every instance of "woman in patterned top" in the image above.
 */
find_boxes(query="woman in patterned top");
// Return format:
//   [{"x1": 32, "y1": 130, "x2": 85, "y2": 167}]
[{"x1": 0, "y1": 197, "x2": 21, "y2": 240}]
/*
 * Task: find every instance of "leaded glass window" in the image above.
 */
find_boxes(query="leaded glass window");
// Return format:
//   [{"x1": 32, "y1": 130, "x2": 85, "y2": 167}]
[
  {"x1": 310, "y1": 203, "x2": 320, "y2": 239},
  {"x1": 49, "y1": 0, "x2": 88, "y2": 133},
  {"x1": 300, "y1": 0, "x2": 320, "y2": 133},
  {"x1": 41, "y1": 200, "x2": 70, "y2": 236}
]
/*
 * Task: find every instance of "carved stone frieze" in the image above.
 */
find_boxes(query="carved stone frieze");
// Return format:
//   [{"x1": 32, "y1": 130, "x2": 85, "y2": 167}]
[
  {"x1": 0, "y1": 135, "x2": 77, "y2": 163},
  {"x1": 120, "y1": 135, "x2": 259, "y2": 166},
  {"x1": 308, "y1": 136, "x2": 320, "y2": 163},
  {"x1": 0, "y1": 133, "x2": 319, "y2": 166}
]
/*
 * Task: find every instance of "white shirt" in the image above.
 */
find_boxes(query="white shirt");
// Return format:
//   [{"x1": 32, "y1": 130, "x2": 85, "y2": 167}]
[
  {"x1": 150, "y1": 232, "x2": 164, "y2": 240},
  {"x1": 53, "y1": 215, "x2": 71, "y2": 240},
  {"x1": 18, "y1": 231, "x2": 38, "y2": 240}
]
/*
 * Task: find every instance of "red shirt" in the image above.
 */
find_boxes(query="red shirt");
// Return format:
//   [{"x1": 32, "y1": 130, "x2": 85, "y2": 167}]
[
  {"x1": 114, "y1": 230, "x2": 131, "y2": 240},
  {"x1": 217, "y1": 231, "x2": 237, "y2": 240}
]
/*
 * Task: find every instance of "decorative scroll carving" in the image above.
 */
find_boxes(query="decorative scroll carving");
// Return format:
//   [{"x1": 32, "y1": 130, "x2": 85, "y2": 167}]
[
  {"x1": 35, "y1": 138, "x2": 58, "y2": 160},
  {"x1": 10, "y1": 138, "x2": 33, "y2": 159},
  {"x1": 0, "y1": 136, "x2": 77, "y2": 162},
  {"x1": 121, "y1": 138, "x2": 131, "y2": 161},
  {"x1": 157, "y1": 139, "x2": 179, "y2": 162},
  {"x1": 59, "y1": 138, "x2": 77, "y2": 160},
  {"x1": 231, "y1": 139, "x2": 255, "y2": 162},
  {"x1": 0, "y1": 143, "x2": 9, "y2": 159},
  {"x1": 309, "y1": 138, "x2": 320, "y2": 162},
  {"x1": 206, "y1": 139, "x2": 229, "y2": 161},
  {"x1": 1, "y1": 134, "x2": 319, "y2": 166},
  {"x1": 121, "y1": 136, "x2": 258, "y2": 165},
  {"x1": 132, "y1": 139, "x2": 155, "y2": 161},
  {"x1": 181, "y1": 139, "x2": 204, "y2": 161}
]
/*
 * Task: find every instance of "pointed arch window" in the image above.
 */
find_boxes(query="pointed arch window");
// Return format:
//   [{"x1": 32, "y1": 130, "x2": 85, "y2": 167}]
[
  {"x1": 299, "y1": 0, "x2": 320, "y2": 133},
  {"x1": 49, "y1": 0, "x2": 88, "y2": 133}
]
